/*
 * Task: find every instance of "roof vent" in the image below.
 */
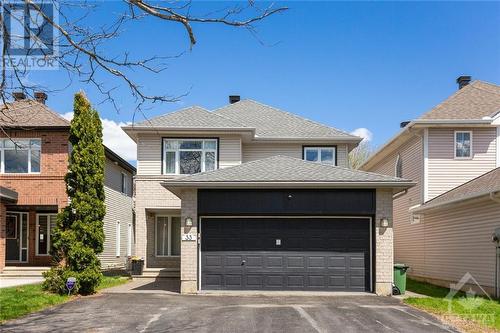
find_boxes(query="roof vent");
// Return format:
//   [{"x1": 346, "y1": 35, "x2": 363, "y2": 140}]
[
  {"x1": 13, "y1": 92, "x2": 26, "y2": 101},
  {"x1": 400, "y1": 121, "x2": 410, "y2": 128},
  {"x1": 229, "y1": 95, "x2": 240, "y2": 104},
  {"x1": 34, "y1": 92, "x2": 47, "y2": 104},
  {"x1": 456, "y1": 75, "x2": 471, "y2": 89}
]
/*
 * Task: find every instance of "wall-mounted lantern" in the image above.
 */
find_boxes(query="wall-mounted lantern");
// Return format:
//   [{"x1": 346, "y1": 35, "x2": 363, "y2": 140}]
[{"x1": 185, "y1": 217, "x2": 193, "y2": 227}]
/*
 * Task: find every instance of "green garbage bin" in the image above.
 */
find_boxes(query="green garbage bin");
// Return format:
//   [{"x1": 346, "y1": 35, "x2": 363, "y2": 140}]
[{"x1": 394, "y1": 264, "x2": 409, "y2": 294}]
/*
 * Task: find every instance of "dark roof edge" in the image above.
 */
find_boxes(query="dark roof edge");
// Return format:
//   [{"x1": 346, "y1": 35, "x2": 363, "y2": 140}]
[
  {"x1": 104, "y1": 146, "x2": 136, "y2": 174},
  {"x1": 0, "y1": 186, "x2": 18, "y2": 203}
]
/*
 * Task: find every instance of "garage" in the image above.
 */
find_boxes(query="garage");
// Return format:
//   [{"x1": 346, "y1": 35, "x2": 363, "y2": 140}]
[
  {"x1": 201, "y1": 217, "x2": 371, "y2": 291},
  {"x1": 163, "y1": 155, "x2": 414, "y2": 295}
]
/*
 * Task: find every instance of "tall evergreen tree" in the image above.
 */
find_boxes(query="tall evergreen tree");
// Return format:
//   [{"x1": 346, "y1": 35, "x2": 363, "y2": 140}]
[{"x1": 43, "y1": 92, "x2": 106, "y2": 295}]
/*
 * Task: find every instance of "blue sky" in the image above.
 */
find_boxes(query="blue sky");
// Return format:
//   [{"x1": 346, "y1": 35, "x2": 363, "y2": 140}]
[{"x1": 31, "y1": 1, "x2": 500, "y2": 162}]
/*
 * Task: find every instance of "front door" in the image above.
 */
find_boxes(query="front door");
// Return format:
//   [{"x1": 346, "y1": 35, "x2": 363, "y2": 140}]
[
  {"x1": 6, "y1": 214, "x2": 19, "y2": 261},
  {"x1": 5, "y1": 212, "x2": 29, "y2": 263}
]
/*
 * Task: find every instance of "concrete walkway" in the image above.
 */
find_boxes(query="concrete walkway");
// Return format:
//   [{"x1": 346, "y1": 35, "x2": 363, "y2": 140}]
[
  {"x1": 103, "y1": 278, "x2": 180, "y2": 294},
  {"x1": 0, "y1": 277, "x2": 44, "y2": 288}
]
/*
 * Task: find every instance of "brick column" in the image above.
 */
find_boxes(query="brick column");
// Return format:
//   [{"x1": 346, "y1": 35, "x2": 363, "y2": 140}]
[
  {"x1": 375, "y1": 188, "x2": 394, "y2": 296},
  {"x1": 0, "y1": 202, "x2": 6, "y2": 273},
  {"x1": 180, "y1": 188, "x2": 198, "y2": 294}
]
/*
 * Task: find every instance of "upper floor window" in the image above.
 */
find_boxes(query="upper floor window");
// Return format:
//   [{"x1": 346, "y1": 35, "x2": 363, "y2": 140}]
[
  {"x1": 163, "y1": 139, "x2": 217, "y2": 174},
  {"x1": 121, "y1": 172, "x2": 129, "y2": 194},
  {"x1": 0, "y1": 139, "x2": 41, "y2": 174},
  {"x1": 303, "y1": 146, "x2": 336, "y2": 166},
  {"x1": 455, "y1": 131, "x2": 472, "y2": 159},
  {"x1": 395, "y1": 154, "x2": 403, "y2": 178}
]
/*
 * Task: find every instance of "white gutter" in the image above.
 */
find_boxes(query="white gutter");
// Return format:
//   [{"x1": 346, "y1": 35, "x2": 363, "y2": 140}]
[{"x1": 413, "y1": 189, "x2": 500, "y2": 213}]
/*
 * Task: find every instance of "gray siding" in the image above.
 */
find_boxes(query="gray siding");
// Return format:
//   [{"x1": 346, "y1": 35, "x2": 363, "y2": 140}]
[
  {"x1": 104, "y1": 159, "x2": 133, "y2": 197},
  {"x1": 100, "y1": 185, "x2": 135, "y2": 269}
]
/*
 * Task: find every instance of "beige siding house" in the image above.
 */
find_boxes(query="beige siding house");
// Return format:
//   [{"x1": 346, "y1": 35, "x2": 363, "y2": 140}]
[
  {"x1": 361, "y1": 77, "x2": 500, "y2": 295},
  {"x1": 124, "y1": 97, "x2": 414, "y2": 295}
]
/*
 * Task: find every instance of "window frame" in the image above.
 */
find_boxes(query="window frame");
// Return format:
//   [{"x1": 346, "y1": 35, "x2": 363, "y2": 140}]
[
  {"x1": 116, "y1": 220, "x2": 121, "y2": 257},
  {"x1": 127, "y1": 222, "x2": 132, "y2": 257},
  {"x1": 454, "y1": 130, "x2": 473, "y2": 159},
  {"x1": 121, "y1": 172, "x2": 129, "y2": 195},
  {"x1": 36, "y1": 213, "x2": 56, "y2": 256},
  {"x1": 0, "y1": 138, "x2": 42, "y2": 174},
  {"x1": 154, "y1": 215, "x2": 181, "y2": 257},
  {"x1": 162, "y1": 137, "x2": 219, "y2": 175},
  {"x1": 302, "y1": 145, "x2": 337, "y2": 166}
]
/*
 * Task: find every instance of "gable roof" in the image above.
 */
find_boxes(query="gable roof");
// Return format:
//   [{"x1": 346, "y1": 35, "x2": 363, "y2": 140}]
[
  {"x1": 413, "y1": 167, "x2": 500, "y2": 212},
  {"x1": 360, "y1": 80, "x2": 500, "y2": 170},
  {"x1": 163, "y1": 155, "x2": 414, "y2": 189},
  {"x1": 131, "y1": 106, "x2": 250, "y2": 130},
  {"x1": 0, "y1": 100, "x2": 70, "y2": 128},
  {"x1": 213, "y1": 99, "x2": 359, "y2": 141},
  {"x1": 419, "y1": 81, "x2": 500, "y2": 120}
]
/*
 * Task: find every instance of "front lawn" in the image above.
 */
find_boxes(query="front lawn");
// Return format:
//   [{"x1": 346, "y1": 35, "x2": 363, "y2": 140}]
[
  {"x1": 404, "y1": 278, "x2": 500, "y2": 333},
  {"x1": 0, "y1": 276, "x2": 130, "y2": 323}
]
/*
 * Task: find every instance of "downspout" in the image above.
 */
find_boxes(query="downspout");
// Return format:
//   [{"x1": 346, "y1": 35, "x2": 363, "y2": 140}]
[{"x1": 490, "y1": 191, "x2": 500, "y2": 299}]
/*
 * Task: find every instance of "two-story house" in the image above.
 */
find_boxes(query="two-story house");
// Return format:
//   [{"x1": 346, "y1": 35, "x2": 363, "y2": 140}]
[
  {"x1": 0, "y1": 93, "x2": 136, "y2": 276},
  {"x1": 361, "y1": 77, "x2": 500, "y2": 296},
  {"x1": 124, "y1": 97, "x2": 414, "y2": 295}
]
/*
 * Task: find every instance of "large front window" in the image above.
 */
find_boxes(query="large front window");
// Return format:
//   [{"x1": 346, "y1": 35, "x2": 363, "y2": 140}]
[
  {"x1": 303, "y1": 146, "x2": 336, "y2": 166},
  {"x1": 163, "y1": 139, "x2": 217, "y2": 174},
  {"x1": 156, "y1": 216, "x2": 181, "y2": 256},
  {"x1": 1, "y1": 139, "x2": 41, "y2": 173}
]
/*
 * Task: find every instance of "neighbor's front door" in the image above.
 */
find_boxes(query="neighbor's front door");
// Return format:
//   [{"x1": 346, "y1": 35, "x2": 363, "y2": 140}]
[{"x1": 6, "y1": 214, "x2": 19, "y2": 261}]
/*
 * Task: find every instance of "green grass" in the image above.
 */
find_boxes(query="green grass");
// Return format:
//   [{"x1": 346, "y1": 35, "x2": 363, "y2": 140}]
[
  {"x1": 0, "y1": 275, "x2": 130, "y2": 323},
  {"x1": 404, "y1": 279, "x2": 500, "y2": 332}
]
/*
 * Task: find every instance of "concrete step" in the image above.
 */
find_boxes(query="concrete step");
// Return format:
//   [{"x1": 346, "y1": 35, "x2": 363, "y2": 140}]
[
  {"x1": 132, "y1": 268, "x2": 180, "y2": 279},
  {"x1": 1, "y1": 266, "x2": 50, "y2": 278}
]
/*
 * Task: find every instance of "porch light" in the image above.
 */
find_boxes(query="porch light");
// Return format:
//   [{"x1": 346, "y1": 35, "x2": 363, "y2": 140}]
[
  {"x1": 380, "y1": 218, "x2": 390, "y2": 228},
  {"x1": 185, "y1": 217, "x2": 193, "y2": 227}
]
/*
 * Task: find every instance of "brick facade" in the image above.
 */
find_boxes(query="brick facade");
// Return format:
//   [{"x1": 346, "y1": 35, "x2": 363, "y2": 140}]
[
  {"x1": 175, "y1": 187, "x2": 395, "y2": 295},
  {"x1": 375, "y1": 188, "x2": 394, "y2": 296},
  {"x1": 0, "y1": 129, "x2": 69, "y2": 267},
  {"x1": 134, "y1": 177, "x2": 181, "y2": 268}
]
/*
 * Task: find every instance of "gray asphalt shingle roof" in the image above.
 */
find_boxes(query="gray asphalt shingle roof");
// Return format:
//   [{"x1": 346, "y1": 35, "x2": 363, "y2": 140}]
[
  {"x1": 415, "y1": 167, "x2": 500, "y2": 211},
  {"x1": 419, "y1": 81, "x2": 500, "y2": 120},
  {"x1": 214, "y1": 99, "x2": 359, "y2": 139},
  {"x1": 164, "y1": 155, "x2": 412, "y2": 185},
  {"x1": 133, "y1": 106, "x2": 249, "y2": 129},
  {"x1": 0, "y1": 100, "x2": 70, "y2": 128}
]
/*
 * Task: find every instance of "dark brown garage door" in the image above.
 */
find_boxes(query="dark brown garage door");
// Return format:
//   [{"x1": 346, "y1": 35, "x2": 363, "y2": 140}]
[{"x1": 200, "y1": 217, "x2": 371, "y2": 291}]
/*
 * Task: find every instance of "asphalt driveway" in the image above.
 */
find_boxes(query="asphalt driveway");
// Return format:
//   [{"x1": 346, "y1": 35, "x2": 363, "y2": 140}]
[{"x1": 2, "y1": 293, "x2": 458, "y2": 333}]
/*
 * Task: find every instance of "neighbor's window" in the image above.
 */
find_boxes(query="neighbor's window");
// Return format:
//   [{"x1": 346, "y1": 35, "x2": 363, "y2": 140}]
[
  {"x1": 303, "y1": 147, "x2": 336, "y2": 166},
  {"x1": 1, "y1": 139, "x2": 41, "y2": 173},
  {"x1": 156, "y1": 216, "x2": 181, "y2": 256},
  {"x1": 121, "y1": 172, "x2": 129, "y2": 194},
  {"x1": 36, "y1": 214, "x2": 56, "y2": 256},
  {"x1": 163, "y1": 139, "x2": 217, "y2": 174},
  {"x1": 455, "y1": 131, "x2": 472, "y2": 158}
]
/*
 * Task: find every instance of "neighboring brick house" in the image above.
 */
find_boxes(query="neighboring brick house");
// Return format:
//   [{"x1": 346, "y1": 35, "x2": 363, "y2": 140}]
[
  {"x1": 361, "y1": 77, "x2": 500, "y2": 296},
  {"x1": 0, "y1": 93, "x2": 135, "y2": 272},
  {"x1": 123, "y1": 97, "x2": 414, "y2": 295}
]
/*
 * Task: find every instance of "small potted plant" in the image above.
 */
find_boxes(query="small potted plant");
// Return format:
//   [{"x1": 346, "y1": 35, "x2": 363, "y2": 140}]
[{"x1": 130, "y1": 256, "x2": 144, "y2": 275}]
